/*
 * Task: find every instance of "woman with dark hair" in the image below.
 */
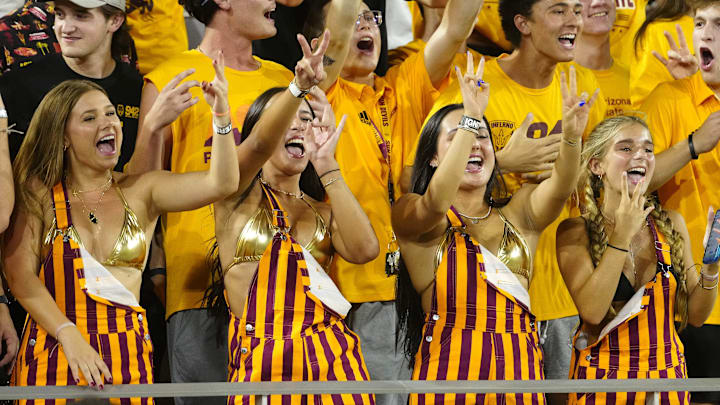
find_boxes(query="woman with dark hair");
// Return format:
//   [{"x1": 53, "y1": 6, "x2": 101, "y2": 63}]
[
  {"x1": 205, "y1": 38, "x2": 379, "y2": 405},
  {"x1": 3, "y1": 49, "x2": 238, "y2": 403},
  {"x1": 393, "y1": 56, "x2": 596, "y2": 405},
  {"x1": 557, "y1": 115, "x2": 718, "y2": 405}
]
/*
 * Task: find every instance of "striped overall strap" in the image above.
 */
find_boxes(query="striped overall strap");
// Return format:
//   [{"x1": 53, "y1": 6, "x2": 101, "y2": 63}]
[
  {"x1": 647, "y1": 218, "x2": 673, "y2": 270},
  {"x1": 260, "y1": 183, "x2": 290, "y2": 233}
]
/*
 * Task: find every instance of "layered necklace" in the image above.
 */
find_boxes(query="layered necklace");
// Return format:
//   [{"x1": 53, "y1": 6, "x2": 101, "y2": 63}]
[
  {"x1": 69, "y1": 172, "x2": 113, "y2": 225},
  {"x1": 457, "y1": 205, "x2": 492, "y2": 224}
]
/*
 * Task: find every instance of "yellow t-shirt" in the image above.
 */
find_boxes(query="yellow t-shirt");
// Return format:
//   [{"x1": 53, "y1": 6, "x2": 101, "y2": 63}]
[
  {"x1": 640, "y1": 71, "x2": 720, "y2": 325},
  {"x1": 408, "y1": 0, "x2": 512, "y2": 53},
  {"x1": 629, "y1": 15, "x2": 694, "y2": 110},
  {"x1": 126, "y1": 0, "x2": 188, "y2": 75},
  {"x1": 145, "y1": 50, "x2": 293, "y2": 318},
  {"x1": 593, "y1": 61, "x2": 631, "y2": 118},
  {"x1": 609, "y1": 0, "x2": 648, "y2": 67},
  {"x1": 327, "y1": 49, "x2": 441, "y2": 303},
  {"x1": 426, "y1": 57, "x2": 606, "y2": 321}
]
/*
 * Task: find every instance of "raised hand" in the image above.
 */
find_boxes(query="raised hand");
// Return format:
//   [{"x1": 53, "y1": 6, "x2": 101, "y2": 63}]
[
  {"x1": 497, "y1": 112, "x2": 562, "y2": 174},
  {"x1": 295, "y1": 30, "x2": 331, "y2": 91},
  {"x1": 652, "y1": 24, "x2": 698, "y2": 80},
  {"x1": 305, "y1": 88, "x2": 347, "y2": 174},
  {"x1": 201, "y1": 51, "x2": 230, "y2": 116},
  {"x1": 560, "y1": 65, "x2": 599, "y2": 143},
  {"x1": 148, "y1": 69, "x2": 200, "y2": 130},
  {"x1": 609, "y1": 173, "x2": 654, "y2": 247},
  {"x1": 455, "y1": 52, "x2": 489, "y2": 118},
  {"x1": 57, "y1": 325, "x2": 112, "y2": 389}
]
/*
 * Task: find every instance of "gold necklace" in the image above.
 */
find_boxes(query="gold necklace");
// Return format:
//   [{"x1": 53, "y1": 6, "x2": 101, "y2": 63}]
[
  {"x1": 259, "y1": 177, "x2": 304, "y2": 199},
  {"x1": 457, "y1": 206, "x2": 492, "y2": 224},
  {"x1": 70, "y1": 173, "x2": 113, "y2": 225}
]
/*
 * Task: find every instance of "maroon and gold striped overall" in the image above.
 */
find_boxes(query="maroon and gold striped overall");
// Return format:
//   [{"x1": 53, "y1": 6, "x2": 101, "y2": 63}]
[
  {"x1": 569, "y1": 219, "x2": 689, "y2": 405},
  {"x1": 227, "y1": 184, "x2": 374, "y2": 405},
  {"x1": 12, "y1": 182, "x2": 153, "y2": 405},
  {"x1": 411, "y1": 208, "x2": 545, "y2": 405}
]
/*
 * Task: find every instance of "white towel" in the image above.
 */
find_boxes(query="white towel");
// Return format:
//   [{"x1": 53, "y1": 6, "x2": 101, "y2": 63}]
[
  {"x1": 79, "y1": 247, "x2": 140, "y2": 307},
  {"x1": 302, "y1": 247, "x2": 351, "y2": 317}
]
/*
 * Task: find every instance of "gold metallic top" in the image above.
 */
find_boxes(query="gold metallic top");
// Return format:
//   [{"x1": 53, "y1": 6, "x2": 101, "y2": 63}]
[
  {"x1": 227, "y1": 195, "x2": 334, "y2": 271},
  {"x1": 43, "y1": 185, "x2": 147, "y2": 270},
  {"x1": 435, "y1": 209, "x2": 532, "y2": 281}
]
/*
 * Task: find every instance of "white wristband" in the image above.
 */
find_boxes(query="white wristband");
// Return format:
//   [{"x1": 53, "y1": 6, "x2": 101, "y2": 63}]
[
  {"x1": 0, "y1": 109, "x2": 7, "y2": 118},
  {"x1": 213, "y1": 121, "x2": 232, "y2": 135},
  {"x1": 288, "y1": 80, "x2": 311, "y2": 98},
  {"x1": 55, "y1": 322, "x2": 75, "y2": 339}
]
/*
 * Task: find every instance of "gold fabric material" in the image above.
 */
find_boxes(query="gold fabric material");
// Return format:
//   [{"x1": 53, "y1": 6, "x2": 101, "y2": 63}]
[
  {"x1": 43, "y1": 186, "x2": 147, "y2": 270},
  {"x1": 229, "y1": 196, "x2": 334, "y2": 271},
  {"x1": 434, "y1": 209, "x2": 532, "y2": 281}
]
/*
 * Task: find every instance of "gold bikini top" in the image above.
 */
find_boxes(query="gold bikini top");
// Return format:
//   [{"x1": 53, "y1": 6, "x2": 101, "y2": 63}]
[
  {"x1": 227, "y1": 193, "x2": 334, "y2": 271},
  {"x1": 43, "y1": 185, "x2": 147, "y2": 270},
  {"x1": 435, "y1": 209, "x2": 532, "y2": 281}
]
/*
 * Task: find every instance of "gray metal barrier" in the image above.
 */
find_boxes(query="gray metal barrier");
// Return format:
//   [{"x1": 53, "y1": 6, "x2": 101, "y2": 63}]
[{"x1": 1, "y1": 379, "x2": 720, "y2": 400}]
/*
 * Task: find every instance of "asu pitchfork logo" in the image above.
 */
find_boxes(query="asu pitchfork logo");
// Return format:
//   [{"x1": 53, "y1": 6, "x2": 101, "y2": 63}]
[{"x1": 358, "y1": 111, "x2": 371, "y2": 126}]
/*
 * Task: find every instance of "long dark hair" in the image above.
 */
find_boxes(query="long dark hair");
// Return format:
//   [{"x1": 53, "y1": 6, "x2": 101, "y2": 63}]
[
  {"x1": 203, "y1": 87, "x2": 322, "y2": 336},
  {"x1": 396, "y1": 104, "x2": 509, "y2": 366},
  {"x1": 634, "y1": 0, "x2": 690, "y2": 55}
]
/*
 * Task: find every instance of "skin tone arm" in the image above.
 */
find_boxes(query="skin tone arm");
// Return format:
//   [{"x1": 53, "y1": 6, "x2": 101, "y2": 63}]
[
  {"x1": 392, "y1": 55, "x2": 489, "y2": 240},
  {"x1": 0, "y1": 92, "x2": 12, "y2": 232},
  {"x1": 423, "y1": 0, "x2": 484, "y2": 86},
  {"x1": 649, "y1": 110, "x2": 720, "y2": 191},
  {"x1": 126, "y1": 69, "x2": 200, "y2": 174},
  {"x1": 305, "y1": 88, "x2": 379, "y2": 263},
  {"x1": 318, "y1": 0, "x2": 362, "y2": 90},
  {"x1": 557, "y1": 174, "x2": 655, "y2": 325},
  {"x1": 673, "y1": 209, "x2": 719, "y2": 327},
  {"x1": 521, "y1": 67, "x2": 599, "y2": 231}
]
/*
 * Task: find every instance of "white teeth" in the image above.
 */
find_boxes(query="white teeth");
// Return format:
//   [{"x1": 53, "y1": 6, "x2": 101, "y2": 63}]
[
  {"x1": 559, "y1": 34, "x2": 576, "y2": 40},
  {"x1": 590, "y1": 11, "x2": 608, "y2": 17},
  {"x1": 286, "y1": 139, "x2": 303, "y2": 145},
  {"x1": 468, "y1": 157, "x2": 483, "y2": 164},
  {"x1": 99, "y1": 135, "x2": 114, "y2": 142},
  {"x1": 628, "y1": 167, "x2": 646, "y2": 174}
]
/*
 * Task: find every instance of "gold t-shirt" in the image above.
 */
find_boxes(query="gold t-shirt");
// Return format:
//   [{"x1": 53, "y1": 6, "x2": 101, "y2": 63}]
[{"x1": 641, "y1": 71, "x2": 720, "y2": 325}]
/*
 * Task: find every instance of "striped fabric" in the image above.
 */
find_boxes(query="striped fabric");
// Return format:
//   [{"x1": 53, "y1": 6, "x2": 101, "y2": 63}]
[
  {"x1": 569, "y1": 219, "x2": 689, "y2": 405},
  {"x1": 227, "y1": 184, "x2": 374, "y2": 405},
  {"x1": 411, "y1": 208, "x2": 545, "y2": 405},
  {"x1": 12, "y1": 182, "x2": 153, "y2": 405}
]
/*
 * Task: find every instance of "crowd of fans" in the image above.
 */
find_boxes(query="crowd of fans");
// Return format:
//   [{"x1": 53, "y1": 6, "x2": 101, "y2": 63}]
[{"x1": 0, "y1": 0, "x2": 720, "y2": 404}]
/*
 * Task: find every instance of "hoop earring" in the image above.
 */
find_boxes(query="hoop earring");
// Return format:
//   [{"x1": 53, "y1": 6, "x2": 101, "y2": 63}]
[{"x1": 63, "y1": 145, "x2": 68, "y2": 151}]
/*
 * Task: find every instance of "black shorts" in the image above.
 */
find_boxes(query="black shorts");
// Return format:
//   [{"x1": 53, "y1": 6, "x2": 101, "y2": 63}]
[{"x1": 680, "y1": 324, "x2": 720, "y2": 403}]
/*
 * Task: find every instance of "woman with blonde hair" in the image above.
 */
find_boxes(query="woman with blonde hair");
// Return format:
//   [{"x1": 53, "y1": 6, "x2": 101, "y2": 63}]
[
  {"x1": 556, "y1": 115, "x2": 719, "y2": 404},
  {"x1": 3, "y1": 38, "x2": 322, "y2": 403}
]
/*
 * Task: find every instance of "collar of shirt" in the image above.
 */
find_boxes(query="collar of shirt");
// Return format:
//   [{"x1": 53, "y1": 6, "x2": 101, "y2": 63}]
[
  {"x1": 334, "y1": 75, "x2": 396, "y2": 108},
  {"x1": 692, "y1": 70, "x2": 720, "y2": 107}
]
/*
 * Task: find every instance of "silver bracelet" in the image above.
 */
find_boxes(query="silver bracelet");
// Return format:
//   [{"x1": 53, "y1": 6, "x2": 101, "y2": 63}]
[
  {"x1": 213, "y1": 121, "x2": 232, "y2": 135},
  {"x1": 322, "y1": 176, "x2": 341, "y2": 188},
  {"x1": 55, "y1": 322, "x2": 75, "y2": 339}
]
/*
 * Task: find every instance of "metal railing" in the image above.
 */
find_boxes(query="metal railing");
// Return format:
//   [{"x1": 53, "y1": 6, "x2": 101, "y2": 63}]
[{"x1": 1, "y1": 379, "x2": 720, "y2": 400}]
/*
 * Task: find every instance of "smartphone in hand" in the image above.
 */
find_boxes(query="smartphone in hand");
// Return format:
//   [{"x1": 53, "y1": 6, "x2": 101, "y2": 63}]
[{"x1": 702, "y1": 209, "x2": 720, "y2": 264}]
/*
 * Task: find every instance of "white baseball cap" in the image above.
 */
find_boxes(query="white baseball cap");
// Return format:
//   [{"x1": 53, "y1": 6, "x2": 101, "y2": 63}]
[{"x1": 38, "y1": 0, "x2": 125, "y2": 12}]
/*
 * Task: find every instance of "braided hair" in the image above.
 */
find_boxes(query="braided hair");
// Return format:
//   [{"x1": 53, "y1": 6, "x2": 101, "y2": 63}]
[{"x1": 579, "y1": 115, "x2": 689, "y2": 329}]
